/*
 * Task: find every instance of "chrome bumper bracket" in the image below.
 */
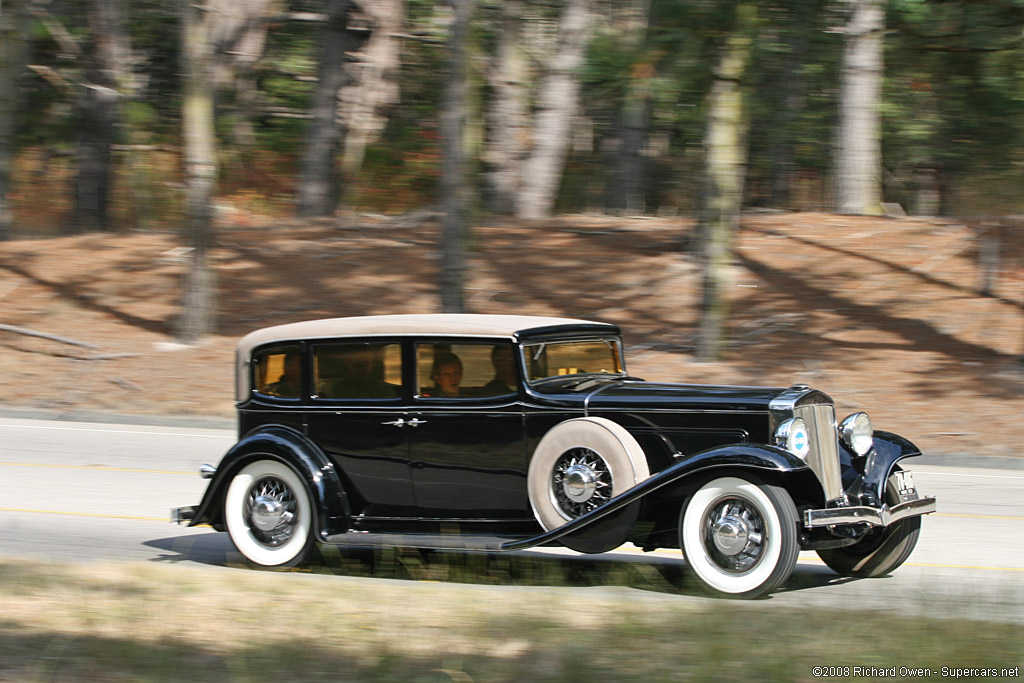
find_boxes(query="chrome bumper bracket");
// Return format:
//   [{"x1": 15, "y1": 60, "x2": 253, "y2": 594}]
[
  {"x1": 803, "y1": 496, "x2": 937, "y2": 529},
  {"x1": 171, "y1": 506, "x2": 196, "y2": 525}
]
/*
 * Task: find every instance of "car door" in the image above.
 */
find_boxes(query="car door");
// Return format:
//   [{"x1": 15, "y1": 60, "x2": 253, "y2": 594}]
[
  {"x1": 304, "y1": 340, "x2": 417, "y2": 519},
  {"x1": 406, "y1": 341, "x2": 531, "y2": 520}
]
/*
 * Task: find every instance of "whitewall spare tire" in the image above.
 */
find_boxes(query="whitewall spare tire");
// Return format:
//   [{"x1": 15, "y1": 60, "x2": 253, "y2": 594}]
[{"x1": 527, "y1": 417, "x2": 650, "y2": 532}]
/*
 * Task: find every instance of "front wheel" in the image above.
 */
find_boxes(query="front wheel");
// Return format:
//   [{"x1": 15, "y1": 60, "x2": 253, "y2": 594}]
[
  {"x1": 817, "y1": 472, "x2": 921, "y2": 578},
  {"x1": 679, "y1": 475, "x2": 799, "y2": 599},
  {"x1": 224, "y1": 459, "x2": 315, "y2": 568}
]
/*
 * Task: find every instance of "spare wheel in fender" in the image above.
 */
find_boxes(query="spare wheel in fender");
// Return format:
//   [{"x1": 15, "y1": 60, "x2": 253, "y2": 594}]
[{"x1": 527, "y1": 417, "x2": 651, "y2": 551}]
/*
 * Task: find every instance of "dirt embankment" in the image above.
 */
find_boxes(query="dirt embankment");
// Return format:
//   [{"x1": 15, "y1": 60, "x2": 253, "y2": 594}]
[{"x1": 1, "y1": 212, "x2": 1021, "y2": 458}]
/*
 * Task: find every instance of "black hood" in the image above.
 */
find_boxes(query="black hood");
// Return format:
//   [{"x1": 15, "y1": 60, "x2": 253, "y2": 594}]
[{"x1": 530, "y1": 377, "x2": 787, "y2": 412}]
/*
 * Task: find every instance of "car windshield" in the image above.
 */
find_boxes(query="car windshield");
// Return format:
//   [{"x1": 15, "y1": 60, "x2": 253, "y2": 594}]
[{"x1": 522, "y1": 339, "x2": 624, "y2": 383}]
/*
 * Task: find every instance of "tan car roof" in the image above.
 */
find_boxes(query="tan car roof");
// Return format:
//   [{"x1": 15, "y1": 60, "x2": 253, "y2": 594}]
[{"x1": 234, "y1": 314, "x2": 617, "y2": 401}]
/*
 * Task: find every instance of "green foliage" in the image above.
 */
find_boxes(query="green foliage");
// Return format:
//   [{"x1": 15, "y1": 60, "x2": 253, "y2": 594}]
[{"x1": 5, "y1": 0, "x2": 1024, "y2": 229}]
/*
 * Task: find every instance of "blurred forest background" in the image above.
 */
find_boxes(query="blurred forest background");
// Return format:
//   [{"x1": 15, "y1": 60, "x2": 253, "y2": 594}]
[
  {"x1": 2, "y1": 0, "x2": 1024, "y2": 345},
  {"x1": 1, "y1": 0, "x2": 1023, "y2": 456}
]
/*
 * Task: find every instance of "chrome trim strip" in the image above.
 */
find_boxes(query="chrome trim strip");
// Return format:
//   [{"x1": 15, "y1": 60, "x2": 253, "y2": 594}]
[
  {"x1": 803, "y1": 496, "x2": 937, "y2": 529},
  {"x1": 354, "y1": 516, "x2": 536, "y2": 524},
  {"x1": 582, "y1": 380, "x2": 626, "y2": 417},
  {"x1": 524, "y1": 405, "x2": 773, "y2": 416}
]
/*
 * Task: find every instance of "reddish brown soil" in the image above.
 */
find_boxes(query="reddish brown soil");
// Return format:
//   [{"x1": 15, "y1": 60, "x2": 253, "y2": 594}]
[{"x1": 1, "y1": 211, "x2": 1021, "y2": 458}]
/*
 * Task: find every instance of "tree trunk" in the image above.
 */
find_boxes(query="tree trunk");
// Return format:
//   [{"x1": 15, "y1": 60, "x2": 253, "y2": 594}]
[
  {"x1": 607, "y1": 70, "x2": 654, "y2": 214},
  {"x1": 212, "y1": 0, "x2": 274, "y2": 149},
  {"x1": 483, "y1": 0, "x2": 530, "y2": 214},
  {"x1": 297, "y1": 0, "x2": 355, "y2": 217},
  {"x1": 70, "y1": 0, "x2": 133, "y2": 234},
  {"x1": 339, "y1": 0, "x2": 404, "y2": 180},
  {"x1": 176, "y1": 0, "x2": 220, "y2": 343},
  {"x1": 439, "y1": 0, "x2": 472, "y2": 313},
  {"x1": 606, "y1": 0, "x2": 654, "y2": 215},
  {"x1": 767, "y1": 0, "x2": 811, "y2": 209},
  {"x1": 72, "y1": 83, "x2": 118, "y2": 234},
  {"x1": 515, "y1": 0, "x2": 594, "y2": 220},
  {"x1": 0, "y1": 0, "x2": 29, "y2": 241},
  {"x1": 835, "y1": 0, "x2": 884, "y2": 216},
  {"x1": 695, "y1": 3, "x2": 756, "y2": 362}
]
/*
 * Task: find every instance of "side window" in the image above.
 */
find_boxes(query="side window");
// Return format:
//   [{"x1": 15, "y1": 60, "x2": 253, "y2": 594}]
[
  {"x1": 416, "y1": 342, "x2": 517, "y2": 399},
  {"x1": 314, "y1": 342, "x2": 402, "y2": 399},
  {"x1": 254, "y1": 347, "x2": 303, "y2": 399}
]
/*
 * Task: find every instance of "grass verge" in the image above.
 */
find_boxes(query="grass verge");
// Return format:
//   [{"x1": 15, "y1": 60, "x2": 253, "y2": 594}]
[{"x1": 0, "y1": 555, "x2": 1020, "y2": 682}]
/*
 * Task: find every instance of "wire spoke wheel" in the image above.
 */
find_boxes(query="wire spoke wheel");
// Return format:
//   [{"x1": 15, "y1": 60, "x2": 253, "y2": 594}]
[
  {"x1": 551, "y1": 447, "x2": 613, "y2": 520},
  {"x1": 225, "y1": 459, "x2": 314, "y2": 568},
  {"x1": 243, "y1": 475, "x2": 299, "y2": 547}
]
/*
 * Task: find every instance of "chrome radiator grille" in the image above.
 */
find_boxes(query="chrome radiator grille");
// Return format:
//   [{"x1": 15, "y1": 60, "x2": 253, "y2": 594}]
[{"x1": 794, "y1": 402, "x2": 843, "y2": 503}]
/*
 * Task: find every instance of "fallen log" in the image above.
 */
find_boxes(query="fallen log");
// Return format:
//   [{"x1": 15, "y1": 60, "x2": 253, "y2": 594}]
[{"x1": 0, "y1": 324, "x2": 99, "y2": 350}]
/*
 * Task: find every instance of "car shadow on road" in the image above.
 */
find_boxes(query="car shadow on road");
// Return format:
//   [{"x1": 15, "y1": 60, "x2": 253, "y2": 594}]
[{"x1": 146, "y1": 532, "x2": 853, "y2": 600}]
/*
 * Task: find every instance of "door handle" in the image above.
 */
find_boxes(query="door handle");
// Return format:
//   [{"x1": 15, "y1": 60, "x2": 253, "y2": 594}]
[
  {"x1": 381, "y1": 418, "x2": 406, "y2": 427},
  {"x1": 406, "y1": 418, "x2": 427, "y2": 427}
]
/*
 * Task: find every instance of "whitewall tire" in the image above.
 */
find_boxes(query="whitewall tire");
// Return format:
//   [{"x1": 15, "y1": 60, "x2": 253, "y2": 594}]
[
  {"x1": 224, "y1": 459, "x2": 315, "y2": 568},
  {"x1": 679, "y1": 475, "x2": 799, "y2": 598},
  {"x1": 527, "y1": 417, "x2": 650, "y2": 531},
  {"x1": 817, "y1": 470, "x2": 921, "y2": 578}
]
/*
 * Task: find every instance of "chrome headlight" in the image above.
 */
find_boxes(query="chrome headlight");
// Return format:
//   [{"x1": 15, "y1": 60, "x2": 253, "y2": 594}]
[
  {"x1": 840, "y1": 412, "x2": 874, "y2": 456},
  {"x1": 774, "y1": 418, "x2": 810, "y2": 459}
]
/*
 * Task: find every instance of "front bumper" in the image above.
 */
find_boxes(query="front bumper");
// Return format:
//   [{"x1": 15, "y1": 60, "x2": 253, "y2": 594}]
[{"x1": 803, "y1": 496, "x2": 937, "y2": 529}]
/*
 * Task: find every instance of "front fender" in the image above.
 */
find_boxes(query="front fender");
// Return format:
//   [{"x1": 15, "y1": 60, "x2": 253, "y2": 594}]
[
  {"x1": 188, "y1": 426, "x2": 351, "y2": 539},
  {"x1": 503, "y1": 443, "x2": 816, "y2": 551},
  {"x1": 845, "y1": 431, "x2": 923, "y2": 507}
]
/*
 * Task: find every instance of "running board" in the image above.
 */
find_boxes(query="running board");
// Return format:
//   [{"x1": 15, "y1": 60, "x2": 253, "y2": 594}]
[{"x1": 321, "y1": 532, "x2": 533, "y2": 552}]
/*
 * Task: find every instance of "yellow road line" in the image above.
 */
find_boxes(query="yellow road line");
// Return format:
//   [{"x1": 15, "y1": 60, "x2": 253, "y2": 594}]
[
  {"x1": 0, "y1": 507, "x2": 171, "y2": 522},
  {"x1": 0, "y1": 506, "x2": 214, "y2": 527},
  {"x1": 934, "y1": 513, "x2": 1024, "y2": 521},
  {"x1": 617, "y1": 548, "x2": 1024, "y2": 573},
  {"x1": 0, "y1": 424, "x2": 233, "y2": 439},
  {"x1": 904, "y1": 562, "x2": 1024, "y2": 572},
  {"x1": 0, "y1": 461, "x2": 193, "y2": 475},
  {"x1": 797, "y1": 555, "x2": 1024, "y2": 572}
]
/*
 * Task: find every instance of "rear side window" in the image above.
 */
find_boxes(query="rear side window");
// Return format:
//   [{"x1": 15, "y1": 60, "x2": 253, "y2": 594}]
[
  {"x1": 416, "y1": 342, "x2": 517, "y2": 399},
  {"x1": 253, "y1": 346, "x2": 303, "y2": 399},
  {"x1": 314, "y1": 342, "x2": 402, "y2": 399}
]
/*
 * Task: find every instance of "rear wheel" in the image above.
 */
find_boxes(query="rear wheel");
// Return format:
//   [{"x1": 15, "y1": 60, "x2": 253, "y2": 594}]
[
  {"x1": 679, "y1": 475, "x2": 799, "y2": 598},
  {"x1": 817, "y1": 471, "x2": 921, "y2": 578},
  {"x1": 224, "y1": 459, "x2": 315, "y2": 568}
]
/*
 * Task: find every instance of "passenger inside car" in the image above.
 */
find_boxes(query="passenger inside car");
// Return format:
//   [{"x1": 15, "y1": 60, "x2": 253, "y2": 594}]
[
  {"x1": 265, "y1": 352, "x2": 301, "y2": 398},
  {"x1": 317, "y1": 344, "x2": 399, "y2": 399},
  {"x1": 480, "y1": 344, "x2": 517, "y2": 396},
  {"x1": 426, "y1": 352, "x2": 463, "y2": 397}
]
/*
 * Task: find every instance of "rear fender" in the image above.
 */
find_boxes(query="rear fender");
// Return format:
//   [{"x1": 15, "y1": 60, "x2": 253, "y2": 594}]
[{"x1": 188, "y1": 426, "x2": 351, "y2": 539}]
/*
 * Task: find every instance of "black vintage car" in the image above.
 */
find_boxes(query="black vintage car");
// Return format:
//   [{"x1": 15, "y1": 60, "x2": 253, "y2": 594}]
[{"x1": 173, "y1": 314, "x2": 936, "y2": 598}]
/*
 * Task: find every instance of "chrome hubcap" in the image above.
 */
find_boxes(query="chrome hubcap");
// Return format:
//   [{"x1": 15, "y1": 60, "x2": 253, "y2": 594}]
[
  {"x1": 552, "y1": 448, "x2": 612, "y2": 520},
  {"x1": 244, "y1": 476, "x2": 297, "y2": 547},
  {"x1": 711, "y1": 513, "x2": 750, "y2": 556},
  {"x1": 562, "y1": 463, "x2": 598, "y2": 502},
  {"x1": 251, "y1": 495, "x2": 289, "y2": 532},
  {"x1": 702, "y1": 497, "x2": 766, "y2": 573}
]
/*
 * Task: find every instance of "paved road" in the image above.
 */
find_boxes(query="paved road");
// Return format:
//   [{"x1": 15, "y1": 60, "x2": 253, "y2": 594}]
[{"x1": 1, "y1": 417, "x2": 1021, "y2": 620}]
